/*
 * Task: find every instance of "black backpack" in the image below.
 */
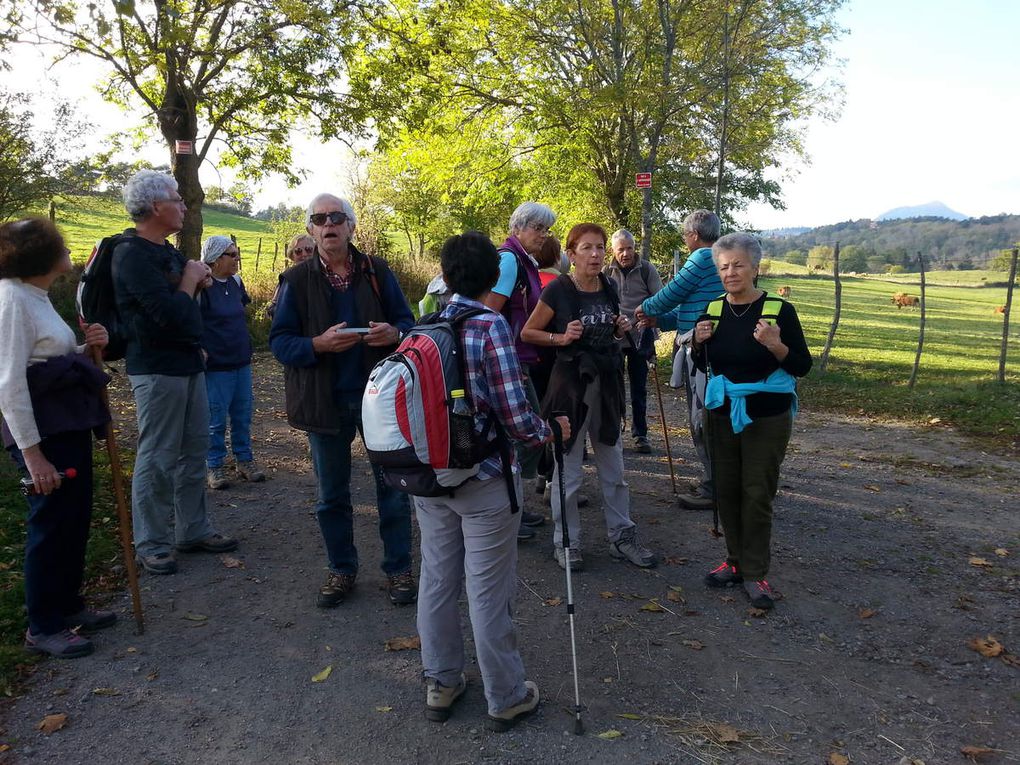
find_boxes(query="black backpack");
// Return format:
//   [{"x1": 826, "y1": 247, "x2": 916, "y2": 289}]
[{"x1": 76, "y1": 229, "x2": 135, "y2": 361}]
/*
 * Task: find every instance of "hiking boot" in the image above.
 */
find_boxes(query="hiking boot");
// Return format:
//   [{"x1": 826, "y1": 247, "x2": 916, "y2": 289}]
[
  {"x1": 207, "y1": 466, "x2": 230, "y2": 490},
  {"x1": 533, "y1": 476, "x2": 547, "y2": 495},
  {"x1": 704, "y1": 561, "x2": 743, "y2": 588},
  {"x1": 135, "y1": 551, "x2": 177, "y2": 575},
  {"x1": 65, "y1": 609, "x2": 117, "y2": 633},
  {"x1": 517, "y1": 524, "x2": 536, "y2": 542},
  {"x1": 317, "y1": 572, "x2": 356, "y2": 608},
  {"x1": 609, "y1": 527, "x2": 656, "y2": 568},
  {"x1": 175, "y1": 533, "x2": 238, "y2": 554},
  {"x1": 744, "y1": 579, "x2": 775, "y2": 610},
  {"x1": 237, "y1": 460, "x2": 266, "y2": 482},
  {"x1": 634, "y1": 436, "x2": 652, "y2": 454},
  {"x1": 553, "y1": 546, "x2": 584, "y2": 572},
  {"x1": 388, "y1": 571, "x2": 418, "y2": 606},
  {"x1": 486, "y1": 680, "x2": 540, "y2": 732},
  {"x1": 521, "y1": 510, "x2": 545, "y2": 528},
  {"x1": 425, "y1": 673, "x2": 467, "y2": 722},
  {"x1": 677, "y1": 489, "x2": 713, "y2": 510},
  {"x1": 25, "y1": 629, "x2": 94, "y2": 659}
]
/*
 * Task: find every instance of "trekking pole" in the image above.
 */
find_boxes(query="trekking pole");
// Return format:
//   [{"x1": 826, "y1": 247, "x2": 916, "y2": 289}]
[
  {"x1": 649, "y1": 357, "x2": 678, "y2": 495},
  {"x1": 550, "y1": 414, "x2": 583, "y2": 736},
  {"x1": 87, "y1": 344, "x2": 145, "y2": 634}
]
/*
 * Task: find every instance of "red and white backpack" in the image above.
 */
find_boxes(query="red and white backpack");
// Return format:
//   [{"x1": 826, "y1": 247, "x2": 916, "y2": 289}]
[{"x1": 362, "y1": 307, "x2": 516, "y2": 505}]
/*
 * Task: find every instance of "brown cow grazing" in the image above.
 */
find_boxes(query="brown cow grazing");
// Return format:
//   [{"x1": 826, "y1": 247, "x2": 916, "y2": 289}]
[
  {"x1": 777, "y1": 286, "x2": 791, "y2": 298},
  {"x1": 995, "y1": 305, "x2": 1006, "y2": 314},
  {"x1": 891, "y1": 292, "x2": 920, "y2": 308}
]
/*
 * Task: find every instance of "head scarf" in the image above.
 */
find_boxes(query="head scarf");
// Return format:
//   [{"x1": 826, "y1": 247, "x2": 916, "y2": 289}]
[{"x1": 201, "y1": 235, "x2": 234, "y2": 264}]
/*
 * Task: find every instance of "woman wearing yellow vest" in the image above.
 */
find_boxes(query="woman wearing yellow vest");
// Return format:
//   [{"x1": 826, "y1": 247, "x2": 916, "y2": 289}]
[{"x1": 692, "y1": 233, "x2": 812, "y2": 609}]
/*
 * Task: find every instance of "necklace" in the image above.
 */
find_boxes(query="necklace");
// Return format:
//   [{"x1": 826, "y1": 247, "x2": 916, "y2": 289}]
[
  {"x1": 727, "y1": 299, "x2": 755, "y2": 318},
  {"x1": 570, "y1": 273, "x2": 598, "y2": 292}
]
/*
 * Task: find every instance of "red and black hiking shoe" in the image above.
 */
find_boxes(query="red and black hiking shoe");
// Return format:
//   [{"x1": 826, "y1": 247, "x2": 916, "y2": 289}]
[
  {"x1": 704, "y1": 561, "x2": 743, "y2": 588},
  {"x1": 744, "y1": 579, "x2": 775, "y2": 610}
]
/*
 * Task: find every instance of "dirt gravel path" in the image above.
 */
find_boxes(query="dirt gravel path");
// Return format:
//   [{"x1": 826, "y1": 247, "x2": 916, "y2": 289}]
[{"x1": 2, "y1": 354, "x2": 1017, "y2": 764}]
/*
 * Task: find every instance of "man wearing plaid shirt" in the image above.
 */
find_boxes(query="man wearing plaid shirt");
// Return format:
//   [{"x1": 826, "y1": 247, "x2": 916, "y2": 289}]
[{"x1": 415, "y1": 231, "x2": 569, "y2": 731}]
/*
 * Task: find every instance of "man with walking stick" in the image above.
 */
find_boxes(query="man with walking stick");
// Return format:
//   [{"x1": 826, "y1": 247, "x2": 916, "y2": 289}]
[{"x1": 635, "y1": 210, "x2": 723, "y2": 510}]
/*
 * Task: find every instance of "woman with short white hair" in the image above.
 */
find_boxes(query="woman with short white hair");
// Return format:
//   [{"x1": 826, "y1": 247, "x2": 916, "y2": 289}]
[
  {"x1": 692, "y1": 232, "x2": 811, "y2": 610},
  {"x1": 484, "y1": 201, "x2": 557, "y2": 535}
]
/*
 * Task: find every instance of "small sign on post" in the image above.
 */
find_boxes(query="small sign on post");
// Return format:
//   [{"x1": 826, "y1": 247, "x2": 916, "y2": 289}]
[
  {"x1": 635, "y1": 172, "x2": 652, "y2": 189},
  {"x1": 174, "y1": 140, "x2": 194, "y2": 155}
]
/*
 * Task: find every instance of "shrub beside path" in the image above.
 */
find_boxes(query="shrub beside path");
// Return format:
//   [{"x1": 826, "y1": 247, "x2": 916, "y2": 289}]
[{"x1": 1, "y1": 354, "x2": 1017, "y2": 764}]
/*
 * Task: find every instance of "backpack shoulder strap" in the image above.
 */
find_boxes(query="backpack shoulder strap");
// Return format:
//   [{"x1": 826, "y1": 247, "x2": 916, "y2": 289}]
[
  {"x1": 761, "y1": 297, "x2": 783, "y2": 322},
  {"x1": 554, "y1": 272, "x2": 582, "y2": 322},
  {"x1": 705, "y1": 294, "x2": 727, "y2": 326},
  {"x1": 598, "y1": 272, "x2": 621, "y2": 315}
]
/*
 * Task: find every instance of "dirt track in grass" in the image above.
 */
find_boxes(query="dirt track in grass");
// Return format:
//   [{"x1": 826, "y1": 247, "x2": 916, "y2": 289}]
[{"x1": 1, "y1": 353, "x2": 1018, "y2": 764}]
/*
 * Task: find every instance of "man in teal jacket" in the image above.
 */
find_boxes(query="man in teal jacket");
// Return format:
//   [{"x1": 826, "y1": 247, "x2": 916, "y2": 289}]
[{"x1": 635, "y1": 210, "x2": 722, "y2": 509}]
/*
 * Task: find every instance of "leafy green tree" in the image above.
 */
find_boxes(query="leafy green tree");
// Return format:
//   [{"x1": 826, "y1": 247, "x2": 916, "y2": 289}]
[
  {"x1": 839, "y1": 244, "x2": 868, "y2": 273},
  {"x1": 807, "y1": 244, "x2": 834, "y2": 271},
  {"x1": 783, "y1": 249, "x2": 806, "y2": 265},
  {"x1": 0, "y1": 92, "x2": 88, "y2": 220},
  {"x1": 7, "y1": 0, "x2": 373, "y2": 256}
]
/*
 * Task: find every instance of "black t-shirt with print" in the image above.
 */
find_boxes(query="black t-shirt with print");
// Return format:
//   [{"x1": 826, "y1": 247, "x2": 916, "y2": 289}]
[{"x1": 539, "y1": 277, "x2": 618, "y2": 349}]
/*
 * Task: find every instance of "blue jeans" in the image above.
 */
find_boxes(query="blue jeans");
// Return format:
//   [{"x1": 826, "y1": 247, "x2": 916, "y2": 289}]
[
  {"x1": 623, "y1": 346, "x2": 650, "y2": 440},
  {"x1": 9, "y1": 429, "x2": 93, "y2": 635},
  {"x1": 206, "y1": 365, "x2": 254, "y2": 467},
  {"x1": 307, "y1": 401, "x2": 412, "y2": 577}
]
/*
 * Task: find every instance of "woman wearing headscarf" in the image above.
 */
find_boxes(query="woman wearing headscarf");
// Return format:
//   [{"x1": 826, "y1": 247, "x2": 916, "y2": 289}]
[
  {"x1": 0, "y1": 218, "x2": 115, "y2": 658},
  {"x1": 199, "y1": 235, "x2": 264, "y2": 489},
  {"x1": 521, "y1": 223, "x2": 656, "y2": 571},
  {"x1": 692, "y1": 233, "x2": 812, "y2": 610}
]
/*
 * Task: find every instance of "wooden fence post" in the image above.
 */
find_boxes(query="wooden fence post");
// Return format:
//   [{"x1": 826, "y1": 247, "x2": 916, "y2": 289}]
[
  {"x1": 998, "y1": 247, "x2": 1018, "y2": 384},
  {"x1": 908, "y1": 251, "x2": 927, "y2": 388},
  {"x1": 272, "y1": 243, "x2": 280, "y2": 271},
  {"x1": 254, "y1": 238, "x2": 262, "y2": 273},
  {"x1": 819, "y1": 242, "x2": 841, "y2": 373}
]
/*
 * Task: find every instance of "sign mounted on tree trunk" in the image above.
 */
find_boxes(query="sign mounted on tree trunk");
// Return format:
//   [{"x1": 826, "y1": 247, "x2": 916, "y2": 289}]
[
  {"x1": 635, "y1": 172, "x2": 652, "y2": 189},
  {"x1": 174, "y1": 140, "x2": 194, "y2": 155}
]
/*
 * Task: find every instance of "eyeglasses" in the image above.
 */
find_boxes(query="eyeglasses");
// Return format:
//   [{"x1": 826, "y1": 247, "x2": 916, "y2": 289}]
[
  {"x1": 222, "y1": 250, "x2": 240, "y2": 259},
  {"x1": 158, "y1": 196, "x2": 186, "y2": 206},
  {"x1": 291, "y1": 245, "x2": 315, "y2": 255},
  {"x1": 309, "y1": 211, "x2": 349, "y2": 227},
  {"x1": 528, "y1": 222, "x2": 552, "y2": 234}
]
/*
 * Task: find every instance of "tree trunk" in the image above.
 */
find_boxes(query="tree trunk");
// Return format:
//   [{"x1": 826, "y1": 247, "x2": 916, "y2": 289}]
[
  {"x1": 157, "y1": 75, "x2": 203, "y2": 259},
  {"x1": 908, "y1": 251, "x2": 927, "y2": 388},
  {"x1": 639, "y1": 186, "x2": 653, "y2": 261},
  {"x1": 998, "y1": 248, "x2": 1019, "y2": 384},
  {"x1": 819, "y1": 241, "x2": 841, "y2": 373},
  {"x1": 713, "y1": 8, "x2": 731, "y2": 216}
]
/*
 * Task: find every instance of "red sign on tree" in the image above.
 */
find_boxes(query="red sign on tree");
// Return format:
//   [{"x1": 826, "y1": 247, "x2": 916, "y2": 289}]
[
  {"x1": 635, "y1": 172, "x2": 652, "y2": 189},
  {"x1": 174, "y1": 140, "x2": 194, "y2": 155}
]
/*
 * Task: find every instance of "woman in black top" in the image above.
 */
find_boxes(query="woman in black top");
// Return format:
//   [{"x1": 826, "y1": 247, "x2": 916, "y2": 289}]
[
  {"x1": 521, "y1": 223, "x2": 656, "y2": 571},
  {"x1": 693, "y1": 232, "x2": 812, "y2": 609}
]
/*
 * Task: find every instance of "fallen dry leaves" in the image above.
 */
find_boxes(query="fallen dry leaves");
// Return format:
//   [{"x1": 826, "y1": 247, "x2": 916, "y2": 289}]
[
  {"x1": 37, "y1": 713, "x2": 67, "y2": 734},
  {"x1": 311, "y1": 665, "x2": 333, "y2": 683},
  {"x1": 681, "y1": 639, "x2": 704, "y2": 651},
  {"x1": 993, "y1": 548, "x2": 1008, "y2": 557},
  {"x1": 968, "y1": 557, "x2": 993, "y2": 568},
  {"x1": 960, "y1": 745, "x2": 996, "y2": 761},
  {"x1": 543, "y1": 597, "x2": 562, "y2": 607},
  {"x1": 220, "y1": 555, "x2": 245, "y2": 569},
  {"x1": 858, "y1": 608, "x2": 877, "y2": 619},
  {"x1": 384, "y1": 635, "x2": 421, "y2": 651},
  {"x1": 708, "y1": 723, "x2": 740, "y2": 744},
  {"x1": 597, "y1": 729, "x2": 623, "y2": 740},
  {"x1": 91, "y1": 687, "x2": 120, "y2": 696},
  {"x1": 826, "y1": 753, "x2": 849, "y2": 765},
  {"x1": 639, "y1": 600, "x2": 666, "y2": 613},
  {"x1": 599, "y1": 591, "x2": 615, "y2": 599},
  {"x1": 747, "y1": 607, "x2": 768, "y2": 618},
  {"x1": 968, "y1": 635, "x2": 1004, "y2": 658}
]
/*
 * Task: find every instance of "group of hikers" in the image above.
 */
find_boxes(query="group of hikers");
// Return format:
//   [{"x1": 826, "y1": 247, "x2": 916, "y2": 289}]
[{"x1": 0, "y1": 169, "x2": 811, "y2": 731}]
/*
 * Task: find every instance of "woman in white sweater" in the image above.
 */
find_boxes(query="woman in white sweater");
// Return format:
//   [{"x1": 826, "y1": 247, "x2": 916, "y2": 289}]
[{"x1": 0, "y1": 218, "x2": 114, "y2": 659}]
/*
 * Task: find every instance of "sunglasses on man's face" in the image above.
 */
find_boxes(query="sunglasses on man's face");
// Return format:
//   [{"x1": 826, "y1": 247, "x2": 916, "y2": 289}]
[{"x1": 309, "y1": 211, "x2": 349, "y2": 227}]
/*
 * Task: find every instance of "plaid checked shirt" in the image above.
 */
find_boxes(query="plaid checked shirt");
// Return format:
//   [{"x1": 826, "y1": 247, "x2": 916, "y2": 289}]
[{"x1": 440, "y1": 295, "x2": 550, "y2": 479}]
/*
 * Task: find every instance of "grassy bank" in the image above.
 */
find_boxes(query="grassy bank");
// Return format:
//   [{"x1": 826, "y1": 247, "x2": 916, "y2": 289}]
[
  {"x1": 0, "y1": 450, "x2": 127, "y2": 694},
  {"x1": 760, "y1": 275, "x2": 1019, "y2": 443}
]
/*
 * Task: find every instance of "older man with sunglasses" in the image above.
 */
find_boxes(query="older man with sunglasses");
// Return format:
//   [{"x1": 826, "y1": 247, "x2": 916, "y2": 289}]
[{"x1": 270, "y1": 193, "x2": 416, "y2": 608}]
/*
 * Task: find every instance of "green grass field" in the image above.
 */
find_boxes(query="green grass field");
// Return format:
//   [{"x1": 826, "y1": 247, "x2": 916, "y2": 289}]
[{"x1": 757, "y1": 275, "x2": 1019, "y2": 442}]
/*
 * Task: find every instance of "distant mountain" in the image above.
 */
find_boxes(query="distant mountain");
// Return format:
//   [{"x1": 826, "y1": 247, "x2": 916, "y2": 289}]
[
  {"x1": 762, "y1": 226, "x2": 811, "y2": 238},
  {"x1": 876, "y1": 201, "x2": 967, "y2": 221}
]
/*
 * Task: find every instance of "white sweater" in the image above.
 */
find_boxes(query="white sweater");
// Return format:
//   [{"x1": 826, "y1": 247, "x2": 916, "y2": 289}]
[{"x1": 0, "y1": 278, "x2": 84, "y2": 449}]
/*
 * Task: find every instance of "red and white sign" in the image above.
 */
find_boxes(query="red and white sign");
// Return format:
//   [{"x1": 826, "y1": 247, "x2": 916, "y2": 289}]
[
  {"x1": 174, "y1": 140, "x2": 194, "y2": 155},
  {"x1": 635, "y1": 172, "x2": 652, "y2": 189}
]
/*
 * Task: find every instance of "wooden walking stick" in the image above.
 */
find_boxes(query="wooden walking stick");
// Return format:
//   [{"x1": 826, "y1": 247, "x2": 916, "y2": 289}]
[
  {"x1": 649, "y1": 356, "x2": 678, "y2": 495},
  {"x1": 89, "y1": 345, "x2": 145, "y2": 634}
]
